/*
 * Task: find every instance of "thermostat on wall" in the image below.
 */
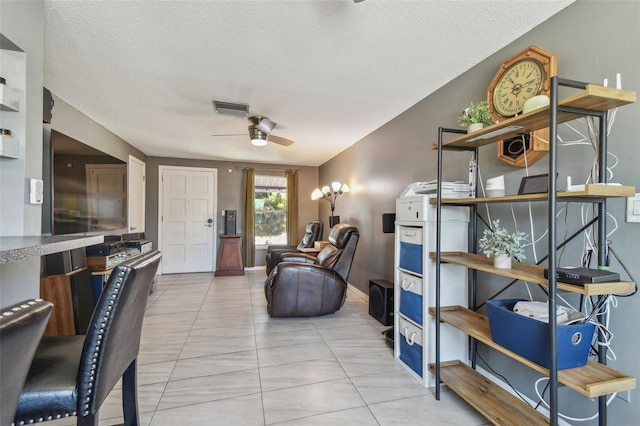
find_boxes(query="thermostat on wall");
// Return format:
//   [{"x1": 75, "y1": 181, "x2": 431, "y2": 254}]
[{"x1": 29, "y1": 178, "x2": 43, "y2": 204}]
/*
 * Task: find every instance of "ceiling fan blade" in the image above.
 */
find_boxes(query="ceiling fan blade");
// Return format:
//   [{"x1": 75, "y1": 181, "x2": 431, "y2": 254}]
[
  {"x1": 211, "y1": 133, "x2": 245, "y2": 137},
  {"x1": 267, "y1": 134, "x2": 294, "y2": 146},
  {"x1": 257, "y1": 118, "x2": 277, "y2": 134}
]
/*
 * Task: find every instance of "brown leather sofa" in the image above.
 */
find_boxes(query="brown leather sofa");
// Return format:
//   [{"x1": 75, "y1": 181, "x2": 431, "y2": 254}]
[
  {"x1": 264, "y1": 223, "x2": 359, "y2": 317},
  {"x1": 265, "y1": 220, "x2": 323, "y2": 275}
]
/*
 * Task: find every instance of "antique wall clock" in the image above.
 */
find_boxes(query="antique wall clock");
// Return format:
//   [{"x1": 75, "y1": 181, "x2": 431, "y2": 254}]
[{"x1": 487, "y1": 45, "x2": 557, "y2": 167}]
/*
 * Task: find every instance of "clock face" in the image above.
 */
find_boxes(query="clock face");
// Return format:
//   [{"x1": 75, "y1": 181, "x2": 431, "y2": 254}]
[{"x1": 492, "y1": 59, "x2": 544, "y2": 117}]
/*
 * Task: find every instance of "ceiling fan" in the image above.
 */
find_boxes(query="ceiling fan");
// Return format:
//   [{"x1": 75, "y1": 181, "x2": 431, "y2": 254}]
[{"x1": 211, "y1": 101, "x2": 294, "y2": 147}]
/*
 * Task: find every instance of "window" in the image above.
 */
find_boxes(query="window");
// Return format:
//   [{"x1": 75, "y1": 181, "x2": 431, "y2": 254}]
[{"x1": 254, "y1": 174, "x2": 287, "y2": 246}]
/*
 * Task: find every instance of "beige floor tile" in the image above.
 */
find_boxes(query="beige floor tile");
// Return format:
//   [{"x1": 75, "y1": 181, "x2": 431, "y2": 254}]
[{"x1": 95, "y1": 269, "x2": 493, "y2": 425}]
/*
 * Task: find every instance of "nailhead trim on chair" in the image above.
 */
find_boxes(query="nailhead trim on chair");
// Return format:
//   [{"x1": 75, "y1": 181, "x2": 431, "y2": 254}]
[
  {"x1": 11, "y1": 410, "x2": 75, "y2": 424},
  {"x1": 11, "y1": 270, "x2": 126, "y2": 424},
  {"x1": 1, "y1": 299, "x2": 44, "y2": 318},
  {"x1": 82, "y1": 268, "x2": 126, "y2": 416}
]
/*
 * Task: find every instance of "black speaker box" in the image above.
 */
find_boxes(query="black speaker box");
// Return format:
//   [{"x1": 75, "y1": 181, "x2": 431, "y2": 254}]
[
  {"x1": 224, "y1": 210, "x2": 237, "y2": 235},
  {"x1": 369, "y1": 279, "x2": 394, "y2": 326},
  {"x1": 43, "y1": 87, "x2": 54, "y2": 124},
  {"x1": 45, "y1": 247, "x2": 87, "y2": 276},
  {"x1": 382, "y1": 213, "x2": 396, "y2": 233}
]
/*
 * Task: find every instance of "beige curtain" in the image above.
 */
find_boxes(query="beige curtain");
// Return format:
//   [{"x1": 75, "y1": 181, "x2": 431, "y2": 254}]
[
  {"x1": 286, "y1": 169, "x2": 299, "y2": 245},
  {"x1": 242, "y1": 168, "x2": 255, "y2": 267}
]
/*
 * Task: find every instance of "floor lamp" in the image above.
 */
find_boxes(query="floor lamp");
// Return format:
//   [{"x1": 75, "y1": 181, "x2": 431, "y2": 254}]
[{"x1": 311, "y1": 182, "x2": 350, "y2": 228}]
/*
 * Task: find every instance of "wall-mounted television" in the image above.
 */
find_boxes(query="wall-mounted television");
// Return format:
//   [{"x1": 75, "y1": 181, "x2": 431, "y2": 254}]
[{"x1": 43, "y1": 130, "x2": 127, "y2": 236}]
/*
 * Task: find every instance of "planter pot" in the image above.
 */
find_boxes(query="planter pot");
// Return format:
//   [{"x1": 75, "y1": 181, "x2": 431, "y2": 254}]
[
  {"x1": 467, "y1": 123, "x2": 484, "y2": 133},
  {"x1": 493, "y1": 254, "x2": 512, "y2": 269}
]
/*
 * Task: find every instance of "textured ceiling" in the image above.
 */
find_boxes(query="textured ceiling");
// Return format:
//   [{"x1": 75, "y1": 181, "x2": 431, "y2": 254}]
[{"x1": 43, "y1": 0, "x2": 574, "y2": 167}]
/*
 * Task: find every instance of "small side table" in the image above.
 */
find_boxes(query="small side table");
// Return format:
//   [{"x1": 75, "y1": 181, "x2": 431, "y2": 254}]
[{"x1": 215, "y1": 234, "x2": 245, "y2": 276}]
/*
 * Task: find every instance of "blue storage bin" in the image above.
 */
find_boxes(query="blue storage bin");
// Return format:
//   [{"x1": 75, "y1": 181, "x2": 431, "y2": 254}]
[
  {"x1": 487, "y1": 299, "x2": 595, "y2": 370},
  {"x1": 400, "y1": 289, "x2": 422, "y2": 325},
  {"x1": 399, "y1": 242, "x2": 422, "y2": 274},
  {"x1": 399, "y1": 318, "x2": 423, "y2": 377}
]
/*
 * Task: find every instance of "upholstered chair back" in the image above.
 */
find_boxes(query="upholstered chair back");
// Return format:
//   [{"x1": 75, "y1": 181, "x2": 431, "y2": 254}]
[{"x1": 296, "y1": 220, "x2": 323, "y2": 250}]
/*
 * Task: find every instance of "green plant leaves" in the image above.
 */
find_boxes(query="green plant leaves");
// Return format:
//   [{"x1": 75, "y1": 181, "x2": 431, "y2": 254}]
[{"x1": 478, "y1": 219, "x2": 527, "y2": 261}]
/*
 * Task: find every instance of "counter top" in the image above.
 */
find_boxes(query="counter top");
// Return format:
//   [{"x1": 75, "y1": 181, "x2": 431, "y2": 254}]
[{"x1": 0, "y1": 235, "x2": 104, "y2": 264}]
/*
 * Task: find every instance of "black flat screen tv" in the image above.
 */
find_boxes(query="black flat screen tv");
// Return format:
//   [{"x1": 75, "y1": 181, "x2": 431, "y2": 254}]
[{"x1": 43, "y1": 129, "x2": 127, "y2": 236}]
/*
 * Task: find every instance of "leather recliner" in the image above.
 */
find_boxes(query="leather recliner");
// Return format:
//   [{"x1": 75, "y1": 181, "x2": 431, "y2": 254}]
[
  {"x1": 264, "y1": 223, "x2": 359, "y2": 317},
  {"x1": 265, "y1": 220, "x2": 323, "y2": 275}
]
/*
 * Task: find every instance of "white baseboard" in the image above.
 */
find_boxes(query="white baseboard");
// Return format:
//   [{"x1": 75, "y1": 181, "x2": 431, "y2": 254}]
[{"x1": 347, "y1": 282, "x2": 368, "y2": 301}]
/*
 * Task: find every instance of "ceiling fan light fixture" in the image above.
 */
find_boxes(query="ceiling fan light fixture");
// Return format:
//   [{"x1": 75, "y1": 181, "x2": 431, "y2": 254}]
[
  {"x1": 251, "y1": 137, "x2": 268, "y2": 147},
  {"x1": 249, "y1": 125, "x2": 268, "y2": 146}
]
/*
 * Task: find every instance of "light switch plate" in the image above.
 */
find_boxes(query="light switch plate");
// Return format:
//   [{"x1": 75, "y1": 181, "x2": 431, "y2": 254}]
[{"x1": 626, "y1": 193, "x2": 640, "y2": 223}]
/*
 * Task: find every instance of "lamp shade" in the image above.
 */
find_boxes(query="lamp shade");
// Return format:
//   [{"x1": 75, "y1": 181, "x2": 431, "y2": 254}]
[
  {"x1": 311, "y1": 188, "x2": 323, "y2": 200},
  {"x1": 251, "y1": 137, "x2": 268, "y2": 146}
]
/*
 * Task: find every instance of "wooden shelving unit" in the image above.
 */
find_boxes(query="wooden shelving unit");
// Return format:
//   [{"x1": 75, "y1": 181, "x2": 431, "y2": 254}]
[
  {"x1": 428, "y1": 361, "x2": 550, "y2": 426},
  {"x1": 431, "y1": 184, "x2": 635, "y2": 205},
  {"x1": 430, "y1": 252, "x2": 636, "y2": 296},
  {"x1": 431, "y1": 81, "x2": 637, "y2": 425},
  {"x1": 430, "y1": 85, "x2": 636, "y2": 150},
  {"x1": 429, "y1": 306, "x2": 636, "y2": 398}
]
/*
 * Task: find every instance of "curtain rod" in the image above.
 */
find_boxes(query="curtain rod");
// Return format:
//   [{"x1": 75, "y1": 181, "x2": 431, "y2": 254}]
[{"x1": 238, "y1": 167, "x2": 300, "y2": 172}]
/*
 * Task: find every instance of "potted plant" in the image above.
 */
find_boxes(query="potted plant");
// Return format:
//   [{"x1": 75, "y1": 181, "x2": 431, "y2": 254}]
[
  {"x1": 458, "y1": 101, "x2": 494, "y2": 133},
  {"x1": 478, "y1": 219, "x2": 527, "y2": 269}
]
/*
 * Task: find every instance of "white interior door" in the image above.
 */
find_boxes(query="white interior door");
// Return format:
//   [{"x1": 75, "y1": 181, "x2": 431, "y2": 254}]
[
  {"x1": 159, "y1": 166, "x2": 217, "y2": 274},
  {"x1": 127, "y1": 155, "x2": 146, "y2": 233},
  {"x1": 86, "y1": 164, "x2": 127, "y2": 232}
]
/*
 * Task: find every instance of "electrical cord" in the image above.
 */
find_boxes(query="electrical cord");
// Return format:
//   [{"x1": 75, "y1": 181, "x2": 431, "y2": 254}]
[
  {"x1": 475, "y1": 351, "x2": 533, "y2": 408},
  {"x1": 534, "y1": 377, "x2": 617, "y2": 422}
]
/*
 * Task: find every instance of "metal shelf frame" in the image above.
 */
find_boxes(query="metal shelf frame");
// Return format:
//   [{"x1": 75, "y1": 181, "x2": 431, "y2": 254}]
[{"x1": 434, "y1": 77, "x2": 618, "y2": 426}]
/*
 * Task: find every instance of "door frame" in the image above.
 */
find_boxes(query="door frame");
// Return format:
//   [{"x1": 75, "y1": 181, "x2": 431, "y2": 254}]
[
  {"x1": 157, "y1": 165, "x2": 218, "y2": 275},
  {"x1": 127, "y1": 155, "x2": 146, "y2": 233}
]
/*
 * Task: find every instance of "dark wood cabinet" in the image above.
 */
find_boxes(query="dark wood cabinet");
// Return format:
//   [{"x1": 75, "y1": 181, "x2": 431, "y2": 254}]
[
  {"x1": 215, "y1": 235, "x2": 244, "y2": 276},
  {"x1": 40, "y1": 267, "x2": 94, "y2": 336}
]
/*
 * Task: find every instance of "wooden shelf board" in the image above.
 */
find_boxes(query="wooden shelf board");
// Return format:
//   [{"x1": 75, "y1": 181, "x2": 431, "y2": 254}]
[
  {"x1": 429, "y1": 306, "x2": 636, "y2": 398},
  {"x1": 430, "y1": 252, "x2": 636, "y2": 296},
  {"x1": 429, "y1": 360, "x2": 549, "y2": 426},
  {"x1": 429, "y1": 185, "x2": 635, "y2": 205},
  {"x1": 430, "y1": 85, "x2": 636, "y2": 149}
]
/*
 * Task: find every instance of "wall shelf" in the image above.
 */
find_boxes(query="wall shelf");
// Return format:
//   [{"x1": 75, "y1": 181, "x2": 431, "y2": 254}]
[
  {"x1": 428, "y1": 360, "x2": 549, "y2": 425},
  {"x1": 430, "y1": 184, "x2": 635, "y2": 205},
  {"x1": 430, "y1": 252, "x2": 636, "y2": 296},
  {"x1": 430, "y1": 85, "x2": 636, "y2": 150},
  {"x1": 431, "y1": 77, "x2": 637, "y2": 425},
  {"x1": 429, "y1": 306, "x2": 636, "y2": 398}
]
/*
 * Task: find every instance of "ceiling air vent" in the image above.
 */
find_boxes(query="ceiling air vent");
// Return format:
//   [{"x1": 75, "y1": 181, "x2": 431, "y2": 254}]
[{"x1": 212, "y1": 100, "x2": 249, "y2": 116}]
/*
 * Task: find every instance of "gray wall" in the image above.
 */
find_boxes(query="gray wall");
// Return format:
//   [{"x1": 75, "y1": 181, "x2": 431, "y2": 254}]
[
  {"x1": 319, "y1": 1, "x2": 639, "y2": 423},
  {"x1": 0, "y1": 0, "x2": 44, "y2": 306},
  {"x1": 49, "y1": 94, "x2": 147, "y2": 164},
  {"x1": 145, "y1": 157, "x2": 319, "y2": 267}
]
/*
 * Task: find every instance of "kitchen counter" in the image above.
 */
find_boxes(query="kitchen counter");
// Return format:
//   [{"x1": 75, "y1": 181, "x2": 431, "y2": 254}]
[{"x1": 0, "y1": 235, "x2": 103, "y2": 264}]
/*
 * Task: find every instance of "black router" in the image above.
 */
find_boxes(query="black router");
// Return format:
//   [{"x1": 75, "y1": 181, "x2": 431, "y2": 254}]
[{"x1": 544, "y1": 267, "x2": 620, "y2": 286}]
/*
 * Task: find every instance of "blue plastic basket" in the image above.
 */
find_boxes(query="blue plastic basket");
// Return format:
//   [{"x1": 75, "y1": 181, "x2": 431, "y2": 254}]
[{"x1": 486, "y1": 299, "x2": 595, "y2": 370}]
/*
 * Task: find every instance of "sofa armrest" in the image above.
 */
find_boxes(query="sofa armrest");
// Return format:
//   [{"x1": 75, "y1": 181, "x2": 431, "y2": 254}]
[
  {"x1": 278, "y1": 253, "x2": 318, "y2": 264},
  {"x1": 266, "y1": 244, "x2": 297, "y2": 254}
]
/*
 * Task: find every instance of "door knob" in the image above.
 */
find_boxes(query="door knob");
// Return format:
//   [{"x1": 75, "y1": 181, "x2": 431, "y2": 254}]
[{"x1": 205, "y1": 218, "x2": 213, "y2": 228}]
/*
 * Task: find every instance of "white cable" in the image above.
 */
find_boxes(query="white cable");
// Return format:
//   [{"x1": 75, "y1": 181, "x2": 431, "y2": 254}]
[
  {"x1": 607, "y1": 212, "x2": 618, "y2": 238},
  {"x1": 524, "y1": 282, "x2": 534, "y2": 301},
  {"x1": 534, "y1": 377, "x2": 617, "y2": 422},
  {"x1": 476, "y1": 163, "x2": 492, "y2": 224}
]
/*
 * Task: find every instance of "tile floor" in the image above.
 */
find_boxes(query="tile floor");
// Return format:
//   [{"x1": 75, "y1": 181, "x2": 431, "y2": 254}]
[{"x1": 49, "y1": 269, "x2": 488, "y2": 425}]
